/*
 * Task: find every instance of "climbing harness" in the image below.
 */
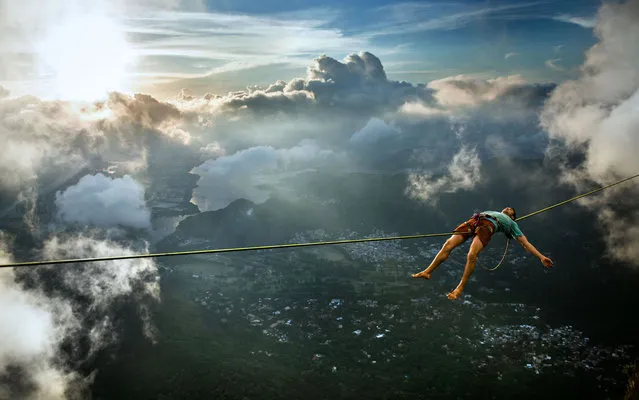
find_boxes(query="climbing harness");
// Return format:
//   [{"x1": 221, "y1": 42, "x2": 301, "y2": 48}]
[
  {"x1": 466, "y1": 212, "x2": 507, "y2": 271},
  {"x1": 0, "y1": 172, "x2": 637, "y2": 270}
]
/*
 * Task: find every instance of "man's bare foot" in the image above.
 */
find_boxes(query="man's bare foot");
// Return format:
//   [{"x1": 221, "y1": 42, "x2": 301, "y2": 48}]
[
  {"x1": 411, "y1": 270, "x2": 431, "y2": 280},
  {"x1": 447, "y1": 289, "x2": 462, "y2": 300}
]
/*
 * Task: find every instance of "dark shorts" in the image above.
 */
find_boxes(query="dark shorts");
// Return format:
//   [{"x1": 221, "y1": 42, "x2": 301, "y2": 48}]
[{"x1": 453, "y1": 217, "x2": 495, "y2": 247}]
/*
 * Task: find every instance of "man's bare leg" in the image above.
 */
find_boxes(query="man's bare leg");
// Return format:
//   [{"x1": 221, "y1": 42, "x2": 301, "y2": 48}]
[
  {"x1": 447, "y1": 236, "x2": 484, "y2": 300},
  {"x1": 412, "y1": 234, "x2": 465, "y2": 280}
]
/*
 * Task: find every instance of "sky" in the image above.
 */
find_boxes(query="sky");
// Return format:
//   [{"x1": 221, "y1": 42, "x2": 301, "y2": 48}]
[{"x1": 0, "y1": 0, "x2": 602, "y2": 100}]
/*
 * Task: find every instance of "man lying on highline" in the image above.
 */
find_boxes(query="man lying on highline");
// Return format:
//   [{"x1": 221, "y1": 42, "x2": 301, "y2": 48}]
[{"x1": 412, "y1": 207, "x2": 553, "y2": 300}]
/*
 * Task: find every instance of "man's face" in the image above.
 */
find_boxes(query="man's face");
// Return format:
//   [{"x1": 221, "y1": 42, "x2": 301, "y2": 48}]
[{"x1": 502, "y1": 207, "x2": 515, "y2": 220}]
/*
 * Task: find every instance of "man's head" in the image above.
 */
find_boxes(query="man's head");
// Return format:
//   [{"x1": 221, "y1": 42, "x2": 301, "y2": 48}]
[{"x1": 502, "y1": 207, "x2": 516, "y2": 220}]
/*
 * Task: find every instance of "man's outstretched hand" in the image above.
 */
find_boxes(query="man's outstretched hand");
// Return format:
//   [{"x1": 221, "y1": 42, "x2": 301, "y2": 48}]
[{"x1": 540, "y1": 256, "x2": 553, "y2": 268}]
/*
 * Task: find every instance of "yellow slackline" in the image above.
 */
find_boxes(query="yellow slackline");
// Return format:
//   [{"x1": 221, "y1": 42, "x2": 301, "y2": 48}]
[
  {"x1": 515, "y1": 172, "x2": 639, "y2": 222},
  {"x1": 480, "y1": 238, "x2": 510, "y2": 272},
  {"x1": 0, "y1": 172, "x2": 637, "y2": 270}
]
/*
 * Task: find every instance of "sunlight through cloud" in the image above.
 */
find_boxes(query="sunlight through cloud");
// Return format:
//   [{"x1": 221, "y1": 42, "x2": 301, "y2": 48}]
[{"x1": 36, "y1": 15, "x2": 136, "y2": 101}]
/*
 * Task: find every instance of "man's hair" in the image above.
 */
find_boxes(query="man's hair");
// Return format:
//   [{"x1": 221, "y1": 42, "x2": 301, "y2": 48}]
[{"x1": 510, "y1": 207, "x2": 517, "y2": 220}]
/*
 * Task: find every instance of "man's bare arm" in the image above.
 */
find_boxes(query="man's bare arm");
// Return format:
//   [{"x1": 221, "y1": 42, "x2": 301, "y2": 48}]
[{"x1": 516, "y1": 235, "x2": 553, "y2": 268}]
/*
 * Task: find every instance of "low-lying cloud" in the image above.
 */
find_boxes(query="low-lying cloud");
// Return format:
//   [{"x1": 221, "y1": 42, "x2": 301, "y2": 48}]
[
  {"x1": 190, "y1": 140, "x2": 339, "y2": 211},
  {"x1": 427, "y1": 75, "x2": 529, "y2": 107},
  {"x1": 0, "y1": 232, "x2": 159, "y2": 399},
  {"x1": 406, "y1": 145, "x2": 481, "y2": 205},
  {"x1": 55, "y1": 173, "x2": 151, "y2": 230}
]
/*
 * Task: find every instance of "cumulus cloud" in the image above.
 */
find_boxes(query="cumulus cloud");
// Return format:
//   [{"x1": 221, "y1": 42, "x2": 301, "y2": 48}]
[
  {"x1": 541, "y1": 0, "x2": 639, "y2": 265},
  {"x1": 106, "y1": 92, "x2": 181, "y2": 130},
  {"x1": 392, "y1": 74, "x2": 554, "y2": 122},
  {"x1": 178, "y1": 52, "x2": 428, "y2": 120},
  {"x1": 55, "y1": 174, "x2": 151, "y2": 229},
  {"x1": 405, "y1": 146, "x2": 481, "y2": 205},
  {"x1": 190, "y1": 140, "x2": 338, "y2": 211},
  {"x1": 162, "y1": 52, "x2": 442, "y2": 157},
  {"x1": 174, "y1": 53, "x2": 554, "y2": 163},
  {"x1": 0, "y1": 232, "x2": 158, "y2": 399}
]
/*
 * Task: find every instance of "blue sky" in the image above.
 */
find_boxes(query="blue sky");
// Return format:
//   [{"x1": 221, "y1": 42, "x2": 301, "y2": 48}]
[
  {"x1": 128, "y1": 0, "x2": 602, "y2": 95},
  {"x1": 0, "y1": 0, "x2": 604, "y2": 99}
]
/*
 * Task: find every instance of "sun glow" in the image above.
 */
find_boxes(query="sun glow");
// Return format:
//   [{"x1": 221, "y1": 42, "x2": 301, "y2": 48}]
[{"x1": 37, "y1": 15, "x2": 136, "y2": 102}]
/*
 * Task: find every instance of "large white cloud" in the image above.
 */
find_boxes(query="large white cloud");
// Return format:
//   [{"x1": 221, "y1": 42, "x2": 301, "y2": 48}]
[
  {"x1": 55, "y1": 174, "x2": 151, "y2": 229},
  {"x1": 190, "y1": 140, "x2": 338, "y2": 211},
  {"x1": 540, "y1": 0, "x2": 639, "y2": 265}
]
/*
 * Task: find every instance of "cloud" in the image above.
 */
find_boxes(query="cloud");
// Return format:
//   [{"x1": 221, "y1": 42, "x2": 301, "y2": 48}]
[
  {"x1": 504, "y1": 52, "x2": 519, "y2": 60},
  {"x1": 398, "y1": 101, "x2": 449, "y2": 119},
  {"x1": 0, "y1": 91, "x2": 191, "y2": 226},
  {"x1": 199, "y1": 142, "x2": 225, "y2": 159},
  {"x1": 178, "y1": 53, "x2": 551, "y2": 159},
  {"x1": 171, "y1": 51, "x2": 431, "y2": 152},
  {"x1": 0, "y1": 85, "x2": 8, "y2": 98},
  {"x1": 405, "y1": 146, "x2": 481, "y2": 205},
  {"x1": 349, "y1": 117, "x2": 400, "y2": 145},
  {"x1": 367, "y1": 1, "x2": 544, "y2": 37},
  {"x1": 106, "y1": 92, "x2": 181, "y2": 129},
  {"x1": 427, "y1": 74, "x2": 529, "y2": 107},
  {"x1": 190, "y1": 140, "x2": 338, "y2": 211},
  {"x1": 127, "y1": 10, "x2": 367, "y2": 61},
  {"x1": 0, "y1": 51, "x2": 424, "y2": 223},
  {"x1": 552, "y1": 14, "x2": 596, "y2": 28},
  {"x1": 55, "y1": 174, "x2": 151, "y2": 230},
  {"x1": 0, "y1": 232, "x2": 159, "y2": 399},
  {"x1": 212, "y1": 52, "x2": 424, "y2": 114},
  {"x1": 540, "y1": 0, "x2": 639, "y2": 265},
  {"x1": 0, "y1": 95, "x2": 89, "y2": 192},
  {"x1": 176, "y1": 53, "x2": 554, "y2": 182},
  {"x1": 0, "y1": 271, "x2": 75, "y2": 400},
  {"x1": 0, "y1": 235, "x2": 77, "y2": 400},
  {"x1": 545, "y1": 58, "x2": 565, "y2": 71},
  {"x1": 0, "y1": 50, "x2": 557, "y2": 226}
]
